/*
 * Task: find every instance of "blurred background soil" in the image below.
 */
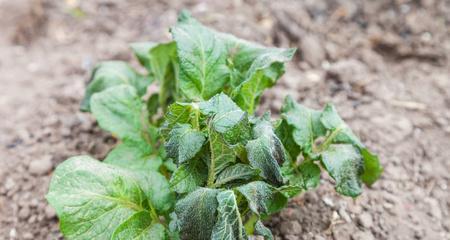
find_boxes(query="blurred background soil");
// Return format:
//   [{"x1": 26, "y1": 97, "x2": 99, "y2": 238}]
[{"x1": 0, "y1": 0, "x2": 449, "y2": 239}]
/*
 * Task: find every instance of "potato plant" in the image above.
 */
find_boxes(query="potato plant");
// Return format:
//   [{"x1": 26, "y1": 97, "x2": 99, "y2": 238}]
[{"x1": 47, "y1": 11, "x2": 382, "y2": 240}]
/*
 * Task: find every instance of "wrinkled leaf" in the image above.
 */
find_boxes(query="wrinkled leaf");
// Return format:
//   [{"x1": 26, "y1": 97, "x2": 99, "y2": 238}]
[
  {"x1": 112, "y1": 211, "x2": 168, "y2": 240},
  {"x1": 236, "y1": 181, "x2": 287, "y2": 216},
  {"x1": 198, "y1": 93, "x2": 240, "y2": 116},
  {"x1": 282, "y1": 160, "x2": 321, "y2": 196},
  {"x1": 211, "y1": 190, "x2": 246, "y2": 240},
  {"x1": 215, "y1": 164, "x2": 260, "y2": 187},
  {"x1": 360, "y1": 148, "x2": 383, "y2": 186},
  {"x1": 173, "y1": 188, "x2": 219, "y2": 240},
  {"x1": 254, "y1": 220, "x2": 273, "y2": 240},
  {"x1": 164, "y1": 102, "x2": 196, "y2": 127},
  {"x1": 207, "y1": 127, "x2": 236, "y2": 184},
  {"x1": 320, "y1": 104, "x2": 363, "y2": 148},
  {"x1": 246, "y1": 116, "x2": 285, "y2": 186},
  {"x1": 230, "y1": 47, "x2": 295, "y2": 113},
  {"x1": 165, "y1": 124, "x2": 206, "y2": 164},
  {"x1": 90, "y1": 85, "x2": 149, "y2": 142},
  {"x1": 170, "y1": 159, "x2": 207, "y2": 194},
  {"x1": 281, "y1": 96, "x2": 326, "y2": 155},
  {"x1": 321, "y1": 144, "x2": 364, "y2": 197},
  {"x1": 320, "y1": 104, "x2": 383, "y2": 186},
  {"x1": 81, "y1": 61, "x2": 152, "y2": 112},
  {"x1": 275, "y1": 119, "x2": 301, "y2": 161},
  {"x1": 171, "y1": 15, "x2": 229, "y2": 100},
  {"x1": 46, "y1": 156, "x2": 173, "y2": 239},
  {"x1": 104, "y1": 140, "x2": 162, "y2": 172}
]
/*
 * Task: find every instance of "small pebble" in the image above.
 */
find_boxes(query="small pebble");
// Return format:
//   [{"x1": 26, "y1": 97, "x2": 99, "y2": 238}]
[
  {"x1": 358, "y1": 212, "x2": 373, "y2": 228},
  {"x1": 45, "y1": 205, "x2": 57, "y2": 219},
  {"x1": 23, "y1": 232, "x2": 33, "y2": 239},
  {"x1": 28, "y1": 155, "x2": 53, "y2": 175},
  {"x1": 18, "y1": 206, "x2": 31, "y2": 220},
  {"x1": 339, "y1": 207, "x2": 352, "y2": 223},
  {"x1": 351, "y1": 231, "x2": 375, "y2": 240},
  {"x1": 280, "y1": 220, "x2": 302, "y2": 235}
]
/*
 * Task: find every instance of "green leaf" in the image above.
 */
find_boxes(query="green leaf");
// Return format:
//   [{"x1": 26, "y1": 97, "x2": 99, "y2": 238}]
[
  {"x1": 254, "y1": 220, "x2": 273, "y2": 240},
  {"x1": 147, "y1": 42, "x2": 177, "y2": 81},
  {"x1": 275, "y1": 119, "x2": 301, "y2": 161},
  {"x1": 246, "y1": 116, "x2": 285, "y2": 186},
  {"x1": 148, "y1": 42, "x2": 178, "y2": 107},
  {"x1": 173, "y1": 188, "x2": 219, "y2": 240},
  {"x1": 170, "y1": 159, "x2": 207, "y2": 194},
  {"x1": 90, "y1": 85, "x2": 149, "y2": 142},
  {"x1": 104, "y1": 140, "x2": 162, "y2": 172},
  {"x1": 283, "y1": 160, "x2": 321, "y2": 195},
  {"x1": 140, "y1": 171, "x2": 175, "y2": 214},
  {"x1": 46, "y1": 156, "x2": 173, "y2": 239},
  {"x1": 211, "y1": 190, "x2": 247, "y2": 240},
  {"x1": 236, "y1": 181, "x2": 287, "y2": 216},
  {"x1": 164, "y1": 102, "x2": 196, "y2": 127},
  {"x1": 360, "y1": 148, "x2": 383, "y2": 186},
  {"x1": 277, "y1": 185, "x2": 303, "y2": 199},
  {"x1": 130, "y1": 42, "x2": 156, "y2": 71},
  {"x1": 281, "y1": 96, "x2": 326, "y2": 155},
  {"x1": 147, "y1": 93, "x2": 160, "y2": 117},
  {"x1": 198, "y1": 93, "x2": 252, "y2": 145},
  {"x1": 171, "y1": 14, "x2": 229, "y2": 100},
  {"x1": 207, "y1": 127, "x2": 236, "y2": 185},
  {"x1": 230, "y1": 47, "x2": 295, "y2": 114},
  {"x1": 321, "y1": 144, "x2": 364, "y2": 197},
  {"x1": 165, "y1": 124, "x2": 206, "y2": 164},
  {"x1": 215, "y1": 164, "x2": 260, "y2": 187},
  {"x1": 320, "y1": 104, "x2": 383, "y2": 187},
  {"x1": 198, "y1": 93, "x2": 240, "y2": 116},
  {"x1": 112, "y1": 211, "x2": 168, "y2": 240},
  {"x1": 80, "y1": 61, "x2": 152, "y2": 112},
  {"x1": 320, "y1": 104, "x2": 363, "y2": 148}
]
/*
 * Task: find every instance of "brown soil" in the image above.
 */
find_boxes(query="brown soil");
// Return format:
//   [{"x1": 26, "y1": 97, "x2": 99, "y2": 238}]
[{"x1": 0, "y1": 0, "x2": 449, "y2": 239}]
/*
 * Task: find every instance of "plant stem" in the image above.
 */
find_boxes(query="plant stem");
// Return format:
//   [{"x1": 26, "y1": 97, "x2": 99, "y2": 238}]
[
  {"x1": 244, "y1": 214, "x2": 258, "y2": 235},
  {"x1": 315, "y1": 127, "x2": 342, "y2": 153},
  {"x1": 206, "y1": 121, "x2": 215, "y2": 187}
]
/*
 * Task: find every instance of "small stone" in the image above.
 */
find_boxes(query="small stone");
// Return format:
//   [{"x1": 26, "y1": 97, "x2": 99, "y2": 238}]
[
  {"x1": 301, "y1": 35, "x2": 326, "y2": 67},
  {"x1": 351, "y1": 231, "x2": 375, "y2": 240},
  {"x1": 339, "y1": 207, "x2": 352, "y2": 223},
  {"x1": 4, "y1": 178, "x2": 15, "y2": 190},
  {"x1": 394, "y1": 117, "x2": 413, "y2": 138},
  {"x1": 285, "y1": 235, "x2": 298, "y2": 240},
  {"x1": 280, "y1": 221, "x2": 302, "y2": 235},
  {"x1": 327, "y1": 59, "x2": 371, "y2": 86},
  {"x1": 23, "y1": 232, "x2": 33, "y2": 239},
  {"x1": 45, "y1": 205, "x2": 57, "y2": 219},
  {"x1": 322, "y1": 196, "x2": 334, "y2": 207},
  {"x1": 18, "y1": 206, "x2": 31, "y2": 220},
  {"x1": 425, "y1": 198, "x2": 442, "y2": 220},
  {"x1": 314, "y1": 236, "x2": 326, "y2": 240},
  {"x1": 28, "y1": 155, "x2": 53, "y2": 175},
  {"x1": 9, "y1": 228, "x2": 17, "y2": 239},
  {"x1": 358, "y1": 212, "x2": 373, "y2": 228}
]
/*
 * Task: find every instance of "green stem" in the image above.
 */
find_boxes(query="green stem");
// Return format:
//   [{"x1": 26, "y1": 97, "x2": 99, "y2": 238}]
[
  {"x1": 207, "y1": 122, "x2": 215, "y2": 187},
  {"x1": 315, "y1": 127, "x2": 342, "y2": 153},
  {"x1": 148, "y1": 201, "x2": 160, "y2": 224},
  {"x1": 244, "y1": 214, "x2": 259, "y2": 235},
  {"x1": 191, "y1": 104, "x2": 200, "y2": 130}
]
